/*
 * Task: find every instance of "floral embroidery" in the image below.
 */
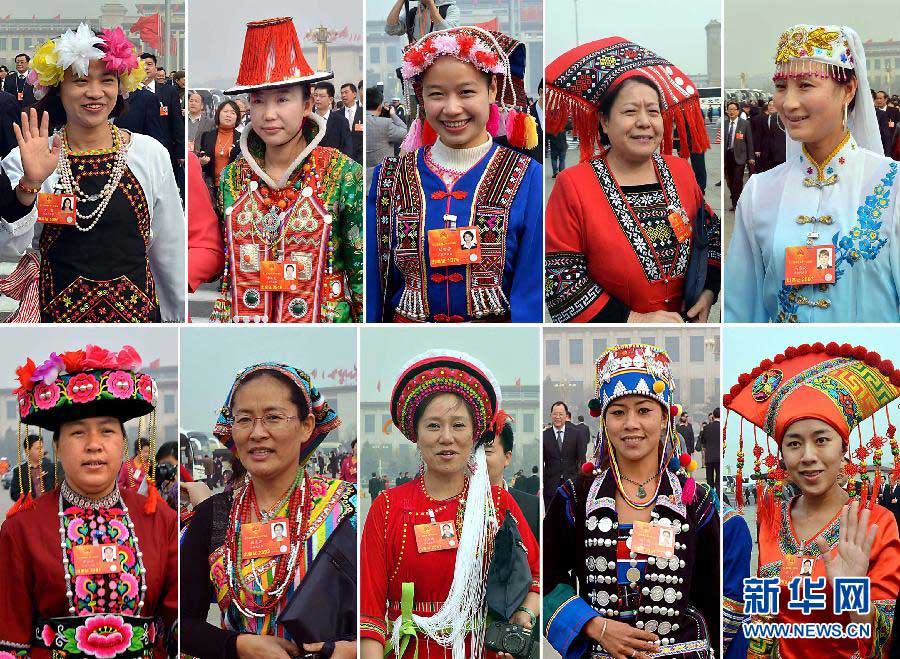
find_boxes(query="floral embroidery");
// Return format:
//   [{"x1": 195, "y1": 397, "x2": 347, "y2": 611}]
[
  {"x1": 775, "y1": 26, "x2": 842, "y2": 64},
  {"x1": 66, "y1": 372, "x2": 100, "y2": 403},
  {"x1": 107, "y1": 371, "x2": 135, "y2": 399},
  {"x1": 73, "y1": 614, "x2": 134, "y2": 659},
  {"x1": 34, "y1": 382, "x2": 61, "y2": 409}
]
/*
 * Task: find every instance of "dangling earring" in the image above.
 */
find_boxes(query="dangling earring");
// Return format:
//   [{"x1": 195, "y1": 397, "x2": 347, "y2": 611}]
[{"x1": 843, "y1": 103, "x2": 848, "y2": 131}]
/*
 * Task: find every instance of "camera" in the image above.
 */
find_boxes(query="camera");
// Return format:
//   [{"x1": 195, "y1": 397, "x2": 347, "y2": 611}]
[
  {"x1": 156, "y1": 461, "x2": 177, "y2": 483},
  {"x1": 484, "y1": 622, "x2": 537, "y2": 658}
]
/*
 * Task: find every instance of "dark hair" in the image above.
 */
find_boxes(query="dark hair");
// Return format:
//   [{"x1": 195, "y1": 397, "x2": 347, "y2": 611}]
[
  {"x1": 316, "y1": 82, "x2": 335, "y2": 99},
  {"x1": 550, "y1": 401, "x2": 569, "y2": 414},
  {"x1": 713, "y1": 407, "x2": 720, "y2": 419},
  {"x1": 231, "y1": 369, "x2": 311, "y2": 420},
  {"x1": 577, "y1": 415, "x2": 584, "y2": 423},
  {"x1": 843, "y1": 70, "x2": 859, "y2": 112},
  {"x1": 134, "y1": 437, "x2": 150, "y2": 455},
  {"x1": 341, "y1": 82, "x2": 357, "y2": 93},
  {"x1": 189, "y1": 90, "x2": 204, "y2": 105},
  {"x1": 462, "y1": 230, "x2": 474, "y2": 240},
  {"x1": 23, "y1": 434, "x2": 43, "y2": 451},
  {"x1": 532, "y1": 465, "x2": 538, "y2": 474},
  {"x1": 598, "y1": 76, "x2": 661, "y2": 147},
  {"x1": 15, "y1": 53, "x2": 30, "y2": 62},
  {"x1": 876, "y1": 90, "x2": 888, "y2": 99},
  {"x1": 33, "y1": 82, "x2": 128, "y2": 130},
  {"x1": 172, "y1": 70, "x2": 184, "y2": 81},
  {"x1": 538, "y1": 78, "x2": 543, "y2": 92},
  {"x1": 0, "y1": 66, "x2": 8, "y2": 73},
  {"x1": 366, "y1": 86, "x2": 383, "y2": 110},
  {"x1": 351, "y1": 438, "x2": 357, "y2": 449},
  {"x1": 54, "y1": 419, "x2": 127, "y2": 442},
  {"x1": 215, "y1": 100, "x2": 241, "y2": 128},
  {"x1": 140, "y1": 53, "x2": 157, "y2": 65},
  {"x1": 497, "y1": 423, "x2": 514, "y2": 454},
  {"x1": 155, "y1": 440, "x2": 177, "y2": 463},
  {"x1": 412, "y1": 391, "x2": 474, "y2": 430},
  {"x1": 726, "y1": 101, "x2": 739, "y2": 111},
  {"x1": 157, "y1": 66, "x2": 166, "y2": 74}
]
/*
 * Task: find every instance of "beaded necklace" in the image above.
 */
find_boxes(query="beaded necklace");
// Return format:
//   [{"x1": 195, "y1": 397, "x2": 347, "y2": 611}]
[
  {"x1": 55, "y1": 122, "x2": 129, "y2": 232},
  {"x1": 57, "y1": 481, "x2": 148, "y2": 616},
  {"x1": 224, "y1": 470, "x2": 310, "y2": 617}
]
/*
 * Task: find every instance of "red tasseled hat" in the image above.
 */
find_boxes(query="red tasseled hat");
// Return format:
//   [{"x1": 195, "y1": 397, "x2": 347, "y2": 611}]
[
  {"x1": 545, "y1": 37, "x2": 710, "y2": 162},
  {"x1": 225, "y1": 17, "x2": 333, "y2": 95}
]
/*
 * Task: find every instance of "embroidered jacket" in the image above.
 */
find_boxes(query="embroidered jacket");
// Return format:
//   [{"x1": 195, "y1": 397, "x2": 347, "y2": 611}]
[
  {"x1": 726, "y1": 132, "x2": 900, "y2": 322},
  {"x1": 543, "y1": 469, "x2": 719, "y2": 658},
  {"x1": 545, "y1": 153, "x2": 721, "y2": 323},
  {"x1": 722, "y1": 504, "x2": 751, "y2": 659},
  {"x1": 366, "y1": 142, "x2": 543, "y2": 323}
]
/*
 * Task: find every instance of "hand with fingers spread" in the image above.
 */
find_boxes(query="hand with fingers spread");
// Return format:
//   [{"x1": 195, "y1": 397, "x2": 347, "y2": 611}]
[
  {"x1": 12, "y1": 108, "x2": 61, "y2": 199},
  {"x1": 815, "y1": 498, "x2": 878, "y2": 585},
  {"x1": 584, "y1": 616, "x2": 659, "y2": 659}
]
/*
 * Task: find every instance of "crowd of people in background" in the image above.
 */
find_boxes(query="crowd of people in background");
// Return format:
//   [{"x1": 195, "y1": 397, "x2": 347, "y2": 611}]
[{"x1": 723, "y1": 90, "x2": 900, "y2": 211}]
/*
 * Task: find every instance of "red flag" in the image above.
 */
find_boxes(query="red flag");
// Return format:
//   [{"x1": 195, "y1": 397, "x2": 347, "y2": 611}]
[
  {"x1": 53, "y1": 14, "x2": 60, "y2": 20},
  {"x1": 130, "y1": 14, "x2": 162, "y2": 51},
  {"x1": 515, "y1": 377, "x2": 521, "y2": 387},
  {"x1": 473, "y1": 17, "x2": 498, "y2": 31},
  {"x1": 376, "y1": 380, "x2": 381, "y2": 392},
  {"x1": 148, "y1": 358, "x2": 161, "y2": 368}
]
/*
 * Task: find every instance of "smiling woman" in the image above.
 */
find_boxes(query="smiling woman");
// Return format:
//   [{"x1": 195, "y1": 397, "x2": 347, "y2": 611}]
[
  {"x1": 366, "y1": 26, "x2": 543, "y2": 324},
  {"x1": 0, "y1": 24, "x2": 184, "y2": 323},
  {"x1": 544, "y1": 38, "x2": 721, "y2": 324},
  {"x1": 0, "y1": 344, "x2": 178, "y2": 658}
]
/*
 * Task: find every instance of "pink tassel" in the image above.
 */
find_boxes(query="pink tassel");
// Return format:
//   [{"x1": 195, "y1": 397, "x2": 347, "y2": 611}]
[
  {"x1": 681, "y1": 476, "x2": 696, "y2": 504},
  {"x1": 400, "y1": 117, "x2": 424, "y2": 152},
  {"x1": 486, "y1": 103, "x2": 501, "y2": 137}
]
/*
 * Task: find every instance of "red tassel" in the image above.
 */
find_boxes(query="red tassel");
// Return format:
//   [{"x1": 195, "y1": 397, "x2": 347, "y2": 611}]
[
  {"x1": 865, "y1": 351, "x2": 881, "y2": 367},
  {"x1": 673, "y1": 106, "x2": 689, "y2": 158},
  {"x1": 581, "y1": 461, "x2": 595, "y2": 475},
  {"x1": 143, "y1": 479, "x2": 162, "y2": 515},
  {"x1": 825, "y1": 341, "x2": 840, "y2": 355},
  {"x1": 235, "y1": 17, "x2": 315, "y2": 87},
  {"x1": 492, "y1": 409, "x2": 513, "y2": 437},
  {"x1": 785, "y1": 346, "x2": 798, "y2": 359},
  {"x1": 421, "y1": 119, "x2": 438, "y2": 147},
  {"x1": 811, "y1": 342, "x2": 825, "y2": 352},
  {"x1": 723, "y1": 394, "x2": 733, "y2": 406},
  {"x1": 735, "y1": 472, "x2": 744, "y2": 512},
  {"x1": 681, "y1": 476, "x2": 696, "y2": 504},
  {"x1": 871, "y1": 469, "x2": 882, "y2": 510},
  {"x1": 859, "y1": 479, "x2": 868, "y2": 505},
  {"x1": 6, "y1": 493, "x2": 25, "y2": 519}
]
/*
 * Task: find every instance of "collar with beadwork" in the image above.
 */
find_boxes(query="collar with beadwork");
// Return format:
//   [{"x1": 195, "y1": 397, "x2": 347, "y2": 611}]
[{"x1": 799, "y1": 130, "x2": 857, "y2": 188}]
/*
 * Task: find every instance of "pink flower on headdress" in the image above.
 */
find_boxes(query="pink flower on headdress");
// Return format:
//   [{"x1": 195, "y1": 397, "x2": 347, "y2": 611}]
[
  {"x1": 114, "y1": 345, "x2": 142, "y2": 371},
  {"x1": 83, "y1": 345, "x2": 117, "y2": 370},
  {"x1": 34, "y1": 382, "x2": 61, "y2": 410},
  {"x1": 98, "y1": 27, "x2": 138, "y2": 75},
  {"x1": 67, "y1": 372, "x2": 100, "y2": 403},
  {"x1": 137, "y1": 374, "x2": 154, "y2": 403},
  {"x1": 32, "y1": 352, "x2": 64, "y2": 386},
  {"x1": 431, "y1": 34, "x2": 461, "y2": 57},
  {"x1": 107, "y1": 371, "x2": 135, "y2": 400},
  {"x1": 18, "y1": 391, "x2": 32, "y2": 418},
  {"x1": 73, "y1": 614, "x2": 133, "y2": 659}
]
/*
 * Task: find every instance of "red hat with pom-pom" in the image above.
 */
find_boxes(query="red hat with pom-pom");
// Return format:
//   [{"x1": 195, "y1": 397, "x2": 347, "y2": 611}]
[{"x1": 724, "y1": 342, "x2": 900, "y2": 444}]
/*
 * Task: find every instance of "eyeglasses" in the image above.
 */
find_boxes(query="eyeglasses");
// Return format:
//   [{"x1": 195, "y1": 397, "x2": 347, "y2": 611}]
[{"x1": 231, "y1": 414, "x2": 299, "y2": 432}]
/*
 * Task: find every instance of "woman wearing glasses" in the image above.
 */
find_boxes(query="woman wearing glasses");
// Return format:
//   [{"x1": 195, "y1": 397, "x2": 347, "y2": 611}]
[{"x1": 180, "y1": 363, "x2": 357, "y2": 659}]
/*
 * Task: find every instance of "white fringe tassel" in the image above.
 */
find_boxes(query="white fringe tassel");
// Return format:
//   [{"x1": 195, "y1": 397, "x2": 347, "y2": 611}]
[{"x1": 390, "y1": 445, "x2": 498, "y2": 658}]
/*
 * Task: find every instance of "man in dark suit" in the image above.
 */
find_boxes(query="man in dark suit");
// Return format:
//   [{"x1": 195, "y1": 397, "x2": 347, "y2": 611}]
[
  {"x1": 486, "y1": 424, "x2": 539, "y2": 540},
  {"x1": 700, "y1": 407, "x2": 720, "y2": 494},
  {"x1": 724, "y1": 101, "x2": 753, "y2": 211},
  {"x1": 9, "y1": 435, "x2": 60, "y2": 502},
  {"x1": 675, "y1": 411, "x2": 695, "y2": 456},
  {"x1": 518, "y1": 465, "x2": 540, "y2": 496},
  {"x1": 759, "y1": 100, "x2": 786, "y2": 172},
  {"x1": 338, "y1": 83, "x2": 364, "y2": 164},
  {"x1": 874, "y1": 91, "x2": 898, "y2": 157},
  {"x1": 140, "y1": 53, "x2": 185, "y2": 193},
  {"x1": 368, "y1": 472, "x2": 384, "y2": 501},
  {"x1": 3, "y1": 53, "x2": 36, "y2": 110},
  {"x1": 114, "y1": 86, "x2": 167, "y2": 147},
  {"x1": 313, "y1": 82, "x2": 353, "y2": 159},
  {"x1": 542, "y1": 401, "x2": 588, "y2": 508},
  {"x1": 0, "y1": 88, "x2": 18, "y2": 158}
]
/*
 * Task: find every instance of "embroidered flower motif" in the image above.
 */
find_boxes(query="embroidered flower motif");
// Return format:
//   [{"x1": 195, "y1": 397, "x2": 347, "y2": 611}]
[
  {"x1": 775, "y1": 26, "x2": 841, "y2": 64},
  {"x1": 18, "y1": 391, "x2": 32, "y2": 418},
  {"x1": 806, "y1": 167, "x2": 814, "y2": 175},
  {"x1": 838, "y1": 157, "x2": 845, "y2": 165},
  {"x1": 119, "y1": 571, "x2": 139, "y2": 597},
  {"x1": 34, "y1": 382, "x2": 61, "y2": 410},
  {"x1": 67, "y1": 515, "x2": 88, "y2": 542},
  {"x1": 32, "y1": 352, "x2": 64, "y2": 385},
  {"x1": 73, "y1": 614, "x2": 133, "y2": 659},
  {"x1": 107, "y1": 371, "x2": 135, "y2": 399},
  {"x1": 41, "y1": 623, "x2": 57, "y2": 647},
  {"x1": 137, "y1": 374, "x2": 154, "y2": 403},
  {"x1": 66, "y1": 372, "x2": 100, "y2": 403}
]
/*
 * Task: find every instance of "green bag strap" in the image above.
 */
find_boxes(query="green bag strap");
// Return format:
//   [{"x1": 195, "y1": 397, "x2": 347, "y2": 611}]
[{"x1": 384, "y1": 582, "x2": 419, "y2": 659}]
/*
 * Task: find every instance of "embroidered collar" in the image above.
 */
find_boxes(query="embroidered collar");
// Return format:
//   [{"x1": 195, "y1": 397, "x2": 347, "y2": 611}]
[
  {"x1": 60, "y1": 480, "x2": 122, "y2": 510},
  {"x1": 801, "y1": 131, "x2": 854, "y2": 187}
]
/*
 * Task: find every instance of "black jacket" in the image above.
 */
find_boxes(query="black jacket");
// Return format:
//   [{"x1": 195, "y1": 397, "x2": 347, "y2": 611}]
[
  {"x1": 114, "y1": 87, "x2": 166, "y2": 147},
  {"x1": 196, "y1": 127, "x2": 240, "y2": 182},
  {"x1": 10, "y1": 458, "x2": 60, "y2": 501},
  {"x1": 318, "y1": 110, "x2": 353, "y2": 160},
  {"x1": 701, "y1": 420, "x2": 720, "y2": 465},
  {"x1": 149, "y1": 81, "x2": 185, "y2": 161},
  {"x1": 336, "y1": 103, "x2": 363, "y2": 164},
  {"x1": 543, "y1": 421, "x2": 589, "y2": 496},
  {"x1": 3, "y1": 73, "x2": 35, "y2": 109},
  {"x1": 0, "y1": 89, "x2": 18, "y2": 158},
  {"x1": 508, "y1": 485, "x2": 540, "y2": 541}
]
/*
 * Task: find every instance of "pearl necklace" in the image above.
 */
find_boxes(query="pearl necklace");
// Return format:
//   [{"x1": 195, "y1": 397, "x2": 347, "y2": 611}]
[
  {"x1": 57, "y1": 481, "x2": 148, "y2": 616},
  {"x1": 55, "y1": 122, "x2": 129, "y2": 233}
]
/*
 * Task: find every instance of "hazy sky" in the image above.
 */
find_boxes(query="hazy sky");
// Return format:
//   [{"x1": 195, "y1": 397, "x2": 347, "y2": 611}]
[
  {"x1": 725, "y1": 0, "x2": 897, "y2": 83},
  {"x1": 360, "y1": 327, "x2": 540, "y2": 401},
  {"x1": 180, "y1": 327, "x2": 356, "y2": 433},
  {"x1": 2, "y1": 1, "x2": 140, "y2": 16},
  {"x1": 189, "y1": 0, "x2": 363, "y2": 88},
  {"x1": 0, "y1": 327, "x2": 177, "y2": 391},
  {"x1": 546, "y1": 0, "x2": 719, "y2": 73},
  {"x1": 722, "y1": 326, "x2": 900, "y2": 471}
]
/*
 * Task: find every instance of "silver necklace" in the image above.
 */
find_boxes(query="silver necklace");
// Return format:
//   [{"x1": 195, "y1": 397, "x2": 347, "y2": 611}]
[{"x1": 620, "y1": 473, "x2": 657, "y2": 498}]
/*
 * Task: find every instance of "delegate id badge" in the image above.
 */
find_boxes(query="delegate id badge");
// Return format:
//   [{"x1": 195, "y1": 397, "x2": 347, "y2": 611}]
[
  {"x1": 323, "y1": 273, "x2": 343, "y2": 301},
  {"x1": 260, "y1": 261, "x2": 299, "y2": 292},
  {"x1": 784, "y1": 244, "x2": 835, "y2": 285},
  {"x1": 37, "y1": 193, "x2": 77, "y2": 225},
  {"x1": 159, "y1": 103, "x2": 169, "y2": 117},
  {"x1": 240, "y1": 518, "x2": 291, "y2": 558},
  {"x1": 73, "y1": 544, "x2": 119, "y2": 575},
  {"x1": 631, "y1": 520, "x2": 676, "y2": 558},
  {"x1": 427, "y1": 226, "x2": 481, "y2": 267},
  {"x1": 666, "y1": 205, "x2": 692, "y2": 243},
  {"x1": 780, "y1": 554, "x2": 817, "y2": 585},
  {"x1": 17, "y1": 92, "x2": 23, "y2": 101},
  {"x1": 414, "y1": 520, "x2": 458, "y2": 553}
]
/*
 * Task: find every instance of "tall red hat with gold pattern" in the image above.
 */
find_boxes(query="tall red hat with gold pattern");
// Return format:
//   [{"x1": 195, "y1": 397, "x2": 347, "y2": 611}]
[{"x1": 724, "y1": 342, "x2": 900, "y2": 524}]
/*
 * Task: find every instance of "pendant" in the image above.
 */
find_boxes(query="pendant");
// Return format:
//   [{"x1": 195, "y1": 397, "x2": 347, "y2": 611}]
[
  {"x1": 806, "y1": 231, "x2": 819, "y2": 244},
  {"x1": 637, "y1": 484, "x2": 647, "y2": 498}
]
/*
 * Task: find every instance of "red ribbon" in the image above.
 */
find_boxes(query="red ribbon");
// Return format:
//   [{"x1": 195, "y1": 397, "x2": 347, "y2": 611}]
[
  {"x1": 430, "y1": 190, "x2": 469, "y2": 200},
  {"x1": 0, "y1": 252, "x2": 40, "y2": 323}
]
